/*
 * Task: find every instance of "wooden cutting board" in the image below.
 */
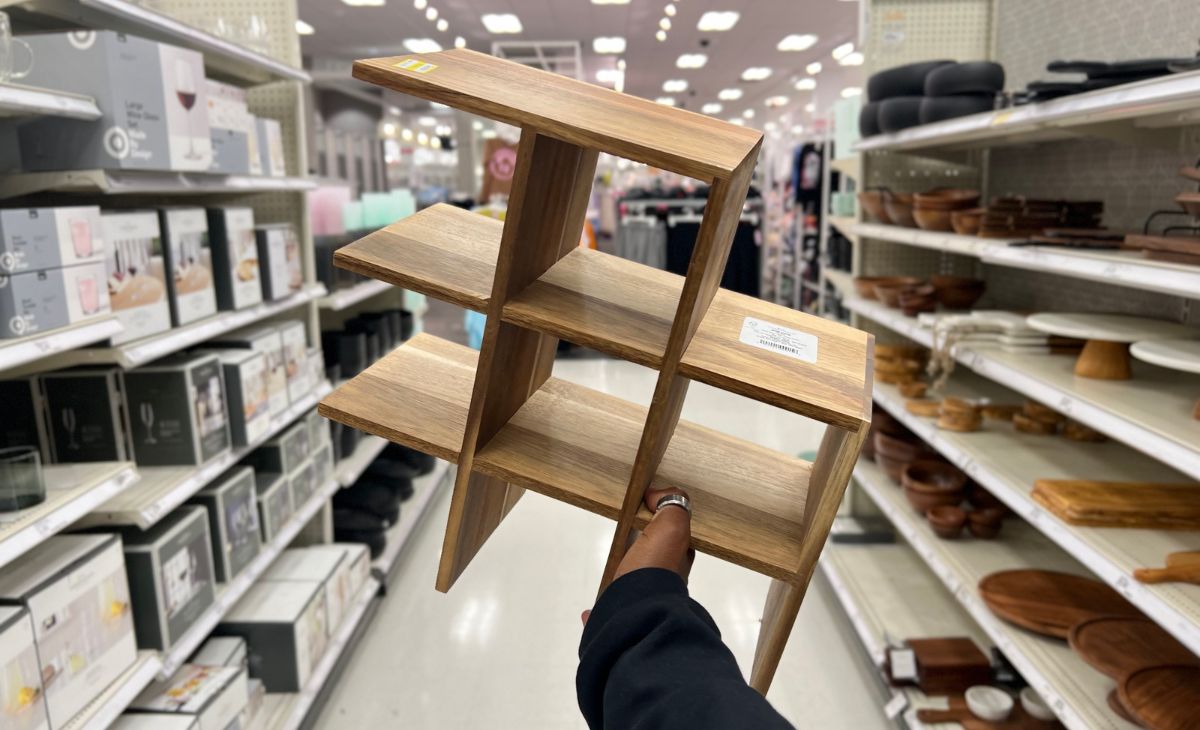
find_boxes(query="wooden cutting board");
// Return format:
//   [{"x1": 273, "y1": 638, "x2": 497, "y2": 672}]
[
  {"x1": 979, "y1": 570, "x2": 1141, "y2": 639},
  {"x1": 1118, "y1": 665, "x2": 1200, "y2": 730},
  {"x1": 916, "y1": 695, "x2": 1062, "y2": 729},
  {"x1": 1067, "y1": 616, "x2": 1199, "y2": 679},
  {"x1": 1031, "y1": 480, "x2": 1200, "y2": 529},
  {"x1": 1107, "y1": 690, "x2": 1142, "y2": 727},
  {"x1": 1124, "y1": 234, "x2": 1200, "y2": 257},
  {"x1": 1133, "y1": 551, "x2": 1200, "y2": 585}
]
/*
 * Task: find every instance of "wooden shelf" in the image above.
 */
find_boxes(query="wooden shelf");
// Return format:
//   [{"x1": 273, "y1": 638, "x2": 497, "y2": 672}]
[{"x1": 353, "y1": 49, "x2": 762, "y2": 181}]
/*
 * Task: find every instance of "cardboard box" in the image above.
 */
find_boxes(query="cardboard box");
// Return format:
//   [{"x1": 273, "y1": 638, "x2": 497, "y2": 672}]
[
  {"x1": 205, "y1": 208, "x2": 261, "y2": 311},
  {"x1": 254, "y1": 224, "x2": 301, "y2": 301},
  {"x1": 278, "y1": 320, "x2": 308, "y2": 403},
  {"x1": 262, "y1": 548, "x2": 351, "y2": 634},
  {"x1": 0, "y1": 606, "x2": 49, "y2": 730},
  {"x1": 245, "y1": 420, "x2": 308, "y2": 476},
  {"x1": 205, "y1": 80, "x2": 253, "y2": 175},
  {"x1": 322, "y1": 543, "x2": 371, "y2": 597},
  {"x1": 0, "y1": 378, "x2": 48, "y2": 455},
  {"x1": 123, "y1": 353, "x2": 230, "y2": 466},
  {"x1": 40, "y1": 368, "x2": 132, "y2": 463},
  {"x1": 209, "y1": 326, "x2": 286, "y2": 417},
  {"x1": 0, "y1": 206, "x2": 104, "y2": 274},
  {"x1": 129, "y1": 664, "x2": 248, "y2": 730},
  {"x1": 101, "y1": 211, "x2": 171, "y2": 345},
  {"x1": 159, "y1": 208, "x2": 217, "y2": 326},
  {"x1": 121, "y1": 506, "x2": 216, "y2": 651},
  {"x1": 255, "y1": 117, "x2": 287, "y2": 177},
  {"x1": 0, "y1": 260, "x2": 111, "y2": 339},
  {"x1": 312, "y1": 442, "x2": 333, "y2": 487},
  {"x1": 0, "y1": 535, "x2": 137, "y2": 729},
  {"x1": 112, "y1": 715, "x2": 197, "y2": 730},
  {"x1": 288, "y1": 458, "x2": 317, "y2": 509},
  {"x1": 214, "y1": 580, "x2": 328, "y2": 692},
  {"x1": 307, "y1": 346, "x2": 325, "y2": 396},
  {"x1": 200, "y1": 349, "x2": 269, "y2": 447},
  {"x1": 189, "y1": 636, "x2": 246, "y2": 668},
  {"x1": 190, "y1": 467, "x2": 262, "y2": 583},
  {"x1": 253, "y1": 470, "x2": 292, "y2": 544},
  {"x1": 17, "y1": 31, "x2": 211, "y2": 172}
]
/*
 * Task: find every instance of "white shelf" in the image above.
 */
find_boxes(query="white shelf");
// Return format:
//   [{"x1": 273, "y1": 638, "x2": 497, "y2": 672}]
[
  {"x1": 0, "y1": 317, "x2": 123, "y2": 374},
  {"x1": 854, "y1": 460, "x2": 1138, "y2": 730},
  {"x1": 81, "y1": 382, "x2": 330, "y2": 529},
  {"x1": 853, "y1": 222, "x2": 1200, "y2": 300},
  {"x1": 845, "y1": 296, "x2": 1200, "y2": 481},
  {"x1": 318, "y1": 279, "x2": 392, "y2": 312},
  {"x1": 0, "y1": 81, "x2": 101, "y2": 120},
  {"x1": 37, "y1": 286, "x2": 326, "y2": 370},
  {"x1": 823, "y1": 268, "x2": 854, "y2": 298},
  {"x1": 0, "y1": 461, "x2": 137, "y2": 571},
  {"x1": 855, "y1": 69, "x2": 1200, "y2": 153},
  {"x1": 256, "y1": 577, "x2": 382, "y2": 730},
  {"x1": 0, "y1": 169, "x2": 317, "y2": 199},
  {"x1": 159, "y1": 477, "x2": 341, "y2": 677},
  {"x1": 373, "y1": 461, "x2": 451, "y2": 576},
  {"x1": 62, "y1": 650, "x2": 161, "y2": 730},
  {"x1": 335, "y1": 435, "x2": 388, "y2": 487},
  {"x1": 830, "y1": 155, "x2": 860, "y2": 180},
  {"x1": 829, "y1": 216, "x2": 859, "y2": 243}
]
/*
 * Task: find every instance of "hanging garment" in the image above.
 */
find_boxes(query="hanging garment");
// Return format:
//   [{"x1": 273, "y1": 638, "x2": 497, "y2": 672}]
[{"x1": 618, "y1": 219, "x2": 668, "y2": 269}]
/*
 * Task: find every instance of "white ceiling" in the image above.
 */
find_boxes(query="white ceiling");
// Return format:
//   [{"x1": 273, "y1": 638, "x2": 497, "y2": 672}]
[{"x1": 299, "y1": 0, "x2": 863, "y2": 133}]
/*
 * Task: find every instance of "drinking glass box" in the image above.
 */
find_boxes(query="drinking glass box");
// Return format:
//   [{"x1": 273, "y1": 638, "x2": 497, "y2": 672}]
[
  {"x1": 205, "y1": 208, "x2": 262, "y2": 312},
  {"x1": 101, "y1": 211, "x2": 171, "y2": 345},
  {"x1": 189, "y1": 466, "x2": 262, "y2": 583},
  {"x1": 253, "y1": 470, "x2": 292, "y2": 543},
  {"x1": 278, "y1": 320, "x2": 309, "y2": 403},
  {"x1": 123, "y1": 352, "x2": 230, "y2": 466},
  {"x1": 0, "y1": 207, "x2": 104, "y2": 274},
  {"x1": 0, "y1": 606, "x2": 48, "y2": 730},
  {"x1": 214, "y1": 580, "x2": 328, "y2": 692},
  {"x1": 210, "y1": 326, "x2": 287, "y2": 417},
  {"x1": 40, "y1": 368, "x2": 133, "y2": 463},
  {"x1": 261, "y1": 547, "x2": 352, "y2": 633},
  {"x1": 0, "y1": 261, "x2": 110, "y2": 339},
  {"x1": 199, "y1": 349, "x2": 270, "y2": 447},
  {"x1": 158, "y1": 208, "x2": 217, "y2": 327},
  {"x1": 128, "y1": 664, "x2": 248, "y2": 730},
  {"x1": 254, "y1": 224, "x2": 302, "y2": 301},
  {"x1": 205, "y1": 80, "x2": 255, "y2": 176}
]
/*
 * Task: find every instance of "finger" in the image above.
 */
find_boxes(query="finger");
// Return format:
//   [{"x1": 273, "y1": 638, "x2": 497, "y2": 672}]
[
  {"x1": 581, "y1": 609, "x2": 591, "y2": 626},
  {"x1": 643, "y1": 486, "x2": 690, "y2": 513}
]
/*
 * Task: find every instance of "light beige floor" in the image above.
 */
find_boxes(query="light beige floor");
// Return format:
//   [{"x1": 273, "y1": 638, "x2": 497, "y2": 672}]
[{"x1": 316, "y1": 358, "x2": 891, "y2": 729}]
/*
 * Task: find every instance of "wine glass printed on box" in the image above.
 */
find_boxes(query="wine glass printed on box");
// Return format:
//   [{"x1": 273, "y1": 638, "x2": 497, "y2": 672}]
[
  {"x1": 174, "y1": 58, "x2": 199, "y2": 161},
  {"x1": 140, "y1": 402, "x2": 157, "y2": 446}
]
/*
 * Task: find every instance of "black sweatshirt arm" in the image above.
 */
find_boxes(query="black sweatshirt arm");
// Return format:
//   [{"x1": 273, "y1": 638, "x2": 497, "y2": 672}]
[{"x1": 577, "y1": 568, "x2": 794, "y2": 730}]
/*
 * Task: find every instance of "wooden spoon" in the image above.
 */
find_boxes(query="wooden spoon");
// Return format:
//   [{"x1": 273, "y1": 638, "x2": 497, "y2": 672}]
[{"x1": 1133, "y1": 551, "x2": 1200, "y2": 585}]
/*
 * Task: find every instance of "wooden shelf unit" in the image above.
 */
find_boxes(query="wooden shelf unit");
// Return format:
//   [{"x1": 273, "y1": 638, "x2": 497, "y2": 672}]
[{"x1": 319, "y1": 48, "x2": 873, "y2": 693}]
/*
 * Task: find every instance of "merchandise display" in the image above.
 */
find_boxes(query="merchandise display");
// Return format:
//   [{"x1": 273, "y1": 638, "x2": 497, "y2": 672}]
[
  {"x1": 0, "y1": 260, "x2": 110, "y2": 338},
  {"x1": 123, "y1": 352, "x2": 231, "y2": 466},
  {"x1": 211, "y1": 325, "x2": 289, "y2": 416},
  {"x1": 205, "y1": 207, "x2": 262, "y2": 311},
  {"x1": 200, "y1": 348, "x2": 270, "y2": 446},
  {"x1": 205, "y1": 81, "x2": 256, "y2": 175},
  {"x1": 128, "y1": 664, "x2": 248, "y2": 730},
  {"x1": 159, "y1": 208, "x2": 217, "y2": 326},
  {"x1": 261, "y1": 547, "x2": 351, "y2": 632},
  {"x1": 40, "y1": 368, "x2": 132, "y2": 463},
  {"x1": 101, "y1": 211, "x2": 172, "y2": 345},
  {"x1": 255, "y1": 224, "x2": 302, "y2": 301},
  {"x1": 0, "y1": 607, "x2": 47, "y2": 730},
  {"x1": 189, "y1": 466, "x2": 262, "y2": 583},
  {"x1": 213, "y1": 579, "x2": 328, "y2": 692},
  {"x1": 0, "y1": 206, "x2": 104, "y2": 274},
  {"x1": 253, "y1": 469, "x2": 292, "y2": 543}
]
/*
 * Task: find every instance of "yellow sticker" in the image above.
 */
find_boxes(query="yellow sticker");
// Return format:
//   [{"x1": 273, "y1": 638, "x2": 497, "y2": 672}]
[
  {"x1": 394, "y1": 58, "x2": 438, "y2": 74},
  {"x1": 990, "y1": 110, "x2": 1014, "y2": 126}
]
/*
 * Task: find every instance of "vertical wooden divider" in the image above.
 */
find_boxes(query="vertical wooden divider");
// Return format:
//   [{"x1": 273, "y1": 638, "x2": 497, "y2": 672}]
[{"x1": 435, "y1": 129, "x2": 598, "y2": 592}]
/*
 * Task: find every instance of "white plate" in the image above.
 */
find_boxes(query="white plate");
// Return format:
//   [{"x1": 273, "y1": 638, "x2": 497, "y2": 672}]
[
  {"x1": 1131, "y1": 339, "x2": 1200, "y2": 375},
  {"x1": 1026, "y1": 313, "x2": 1198, "y2": 343}
]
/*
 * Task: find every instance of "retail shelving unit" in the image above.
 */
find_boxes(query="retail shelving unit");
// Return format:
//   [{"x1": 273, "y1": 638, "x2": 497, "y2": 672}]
[
  {"x1": 317, "y1": 279, "x2": 392, "y2": 312},
  {"x1": 0, "y1": 81, "x2": 102, "y2": 120},
  {"x1": 373, "y1": 461, "x2": 452, "y2": 581},
  {"x1": 0, "y1": 317, "x2": 123, "y2": 372},
  {"x1": 0, "y1": 169, "x2": 317, "y2": 199},
  {"x1": 334, "y1": 435, "x2": 388, "y2": 487},
  {"x1": 320, "y1": 48, "x2": 873, "y2": 692}
]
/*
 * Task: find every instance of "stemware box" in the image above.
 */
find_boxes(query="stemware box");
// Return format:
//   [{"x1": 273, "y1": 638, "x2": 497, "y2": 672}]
[
  {"x1": 123, "y1": 352, "x2": 231, "y2": 467},
  {"x1": 100, "y1": 211, "x2": 171, "y2": 345},
  {"x1": 214, "y1": 580, "x2": 327, "y2": 693},
  {"x1": 40, "y1": 368, "x2": 132, "y2": 463},
  {"x1": 0, "y1": 206, "x2": 105, "y2": 274},
  {"x1": 206, "y1": 207, "x2": 262, "y2": 312},
  {"x1": 189, "y1": 466, "x2": 262, "y2": 583},
  {"x1": 210, "y1": 325, "x2": 287, "y2": 416}
]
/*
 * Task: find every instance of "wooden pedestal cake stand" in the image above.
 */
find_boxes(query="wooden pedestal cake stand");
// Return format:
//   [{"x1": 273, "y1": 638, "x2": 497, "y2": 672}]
[{"x1": 1025, "y1": 313, "x2": 1196, "y2": 380}]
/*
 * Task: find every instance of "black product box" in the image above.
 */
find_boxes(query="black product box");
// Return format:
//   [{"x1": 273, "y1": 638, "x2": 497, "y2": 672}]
[
  {"x1": 189, "y1": 466, "x2": 262, "y2": 583},
  {"x1": 214, "y1": 580, "x2": 328, "y2": 692},
  {"x1": 0, "y1": 378, "x2": 48, "y2": 455},
  {"x1": 40, "y1": 368, "x2": 133, "y2": 463},
  {"x1": 313, "y1": 234, "x2": 359, "y2": 292},
  {"x1": 289, "y1": 459, "x2": 317, "y2": 509},
  {"x1": 158, "y1": 208, "x2": 217, "y2": 327},
  {"x1": 245, "y1": 421, "x2": 308, "y2": 476},
  {"x1": 254, "y1": 224, "x2": 302, "y2": 301},
  {"x1": 254, "y1": 470, "x2": 293, "y2": 543},
  {"x1": 206, "y1": 207, "x2": 262, "y2": 311},
  {"x1": 123, "y1": 353, "x2": 230, "y2": 466},
  {"x1": 278, "y1": 320, "x2": 309, "y2": 404},
  {"x1": 354, "y1": 312, "x2": 394, "y2": 354},
  {"x1": 321, "y1": 330, "x2": 367, "y2": 380},
  {"x1": 121, "y1": 506, "x2": 216, "y2": 651}
]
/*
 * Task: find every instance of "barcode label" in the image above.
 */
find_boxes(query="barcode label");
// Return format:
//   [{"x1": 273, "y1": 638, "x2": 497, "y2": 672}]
[{"x1": 739, "y1": 317, "x2": 818, "y2": 364}]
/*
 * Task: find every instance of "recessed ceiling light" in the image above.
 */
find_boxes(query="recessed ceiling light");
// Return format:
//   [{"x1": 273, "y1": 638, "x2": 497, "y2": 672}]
[
  {"x1": 403, "y1": 38, "x2": 443, "y2": 53},
  {"x1": 742, "y1": 109, "x2": 755, "y2": 120},
  {"x1": 765, "y1": 95, "x2": 789, "y2": 107},
  {"x1": 401, "y1": 128, "x2": 414, "y2": 141},
  {"x1": 618, "y1": 58, "x2": 626, "y2": 70},
  {"x1": 741, "y1": 67, "x2": 772, "y2": 81},
  {"x1": 425, "y1": 7, "x2": 437, "y2": 20},
  {"x1": 777, "y1": 34, "x2": 817, "y2": 52},
  {"x1": 482, "y1": 13, "x2": 522, "y2": 33},
  {"x1": 806, "y1": 61, "x2": 823, "y2": 75},
  {"x1": 418, "y1": 132, "x2": 429, "y2": 145},
  {"x1": 664, "y1": 3, "x2": 676, "y2": 17},
  {"x1": 791, "y1": 124, "x2": 804, "y2": 134},
  {"x1": 676, "y1": 53, "x2": 707, "y2": 69},
  {"x1": 655, "y1": 30, "x2": 667, "y2": 41},
  {"x1": 342, "y1": 0, "x2": 385, "y2": 6},
  {"x1": 436, "y1": 18, "x2": 448, "y2": 31},
  {"x1": 435, "y1": 124, "x2": 451, "y2": 135},
  {"x1": 804, "y1": 102, "x2": 815, "y2": 112},
  {"x1": 840, "y1": 51, "x2": 864, "y2": 66},
  {"x1": 663, "y1": 79, "x2": 688, "y2": 92},
  {"x1": 454, "y1": 36, "x2": 466, "y2": 48},
  {"x1": 295, "y1": 19, "x2": 314, "y2": 35},
  {"x1": 596, "y1": 68, "x2": 622, "y2": 83},
  {"x1": 795, "y1": 78, "x2": 816, "y2": 90},
  {"x1": 418, "y1": 116, "x2": 437, "y2": 126},
  {"x1": 718, "y1": 88, "x2": 743, "y2": 100},
  {"x1": 383, "y1": 122, "x2": 396, "y2": 136},
  {"x1": 590, "y1": 0, "x2": 630, "y2": 4},
  {"x1": 729, "y1": 118, "x2": 745, "y2": 126},
  {"x1": 832, "y1": 42, "x2": 854, "y2": 60},
  {"x1": 702, "y1": 102, "x2": 722, "y2": 114},
  {"x1": 593, "y1": 36, "x2": 627, "y2": 54},
  {"x1": 765, "y1": 121, "x2": 778, "y2": 132},
  {"x1": 841, "y1": 86, "x2": 863, "y2": 98},
  {"x1": 414, "y1": 0, "x2": 426, "y2": 7},
  {"x1": 655, "y1": 96, "x2": 676, "y2": 106},
  {"x1": 431, "y1": 136, "x2": 442, "y2": 148},
  {"x1": 697, "y1": 11, "x2": 739, "y2": 32},
  {"x1": 659, "y1": 17, "x2": 671, "y2": 30}
]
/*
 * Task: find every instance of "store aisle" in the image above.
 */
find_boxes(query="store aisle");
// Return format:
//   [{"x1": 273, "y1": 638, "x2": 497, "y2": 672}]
[{"x1": 316, "y1": 359, "x2": 890, "y2": 729}]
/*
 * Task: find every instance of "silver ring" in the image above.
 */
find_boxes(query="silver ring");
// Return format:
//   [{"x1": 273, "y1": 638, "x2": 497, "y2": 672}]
[{"x1": 655, "y1": 494, "x2": 691, "y2": 515}]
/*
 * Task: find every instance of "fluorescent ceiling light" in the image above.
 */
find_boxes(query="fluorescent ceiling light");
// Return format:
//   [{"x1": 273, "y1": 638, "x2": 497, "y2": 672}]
[
  {"x1": 401, "y1": 128, "x2": 414, "y2": 140},
  {"x1": 593, "y1": 36, "x2": 627, "y2": 54},
  {"x1": 765, "y1": 95, "x2": 789, "y2": 107},
  {"x1": 765, "y1": 121, "x2": 778, "y2": 132},
  {"x1": 425, "y1": 7, "x2": 437, "y2": 20},
  {"x1": 596, "y1": 68, "x2": 622, "y2": 83},
  {"x1": 482, "y1": 129, "x2": 497, "y2": 139},
  {"x1": 482, "y1": 13, "x2": 522, "y2": 33},
  {"x1": 472, "y1": 120, "x2": 483, "y2": 131},
  {"x1": 418, "y1": 117, "x2": 437, "y2": 127},
  {"x1": 342, "y1": 0, "x2": 385, "y2": 6},
  {"x1": 777, "y1": 34, "x2": 817, "y2": 52},
  {"x1": 656, "y1": 30, "x2": 667, "y2": 42},
  {"x1": 791, "y1": 124, "x2": 804, "y2": 134},
  {"x1": 794, "y1": 78, "x2": 816, "y2": 90},
  {"x1": 383, "y1": 122, "x2": 396, "y2": 136},
  {"x1": 702, "y1": 102, "x2": 723, "y2": 114},
  {"x1": 436, "y1": 18, "x2": 448, "y2": 31},
  {"x1": 806, "y1": 61, "x2": 822, "y2": 75},
  {"x1": 435, "y1": 124, "x2": 451, "y2": 135},
  {"x1": 659, "y1": 17, "x2": 671, "y2": 30},
  {"x1": 697, "y1": 11, "x2": 739, "y2": 32},
  {"x1": 455, "y1": 36, "x2": 466, "y2": 48},
  {"x1": 840, "y1": 51, "x2": 864, "y2": 66},
  {"x1": 841, "y1": 86, "x2": 863, "y2": 98},
  {"x1": 664, "y1": 3, "x2": 676, "y2": 17},
  {"x1": 742, "y1": 109, "x2": 755, "y2": 119},
  {"x1": 832, "y1": 42, "x2": 854, "y2": 60},
  {"x1": 417, "y1": 132, "x2": 429, "y2": 145},
  {"x1": 804, "y1": 102, "x2": 815, "y2": 112},
  {"x1": 741, "y1": 67, "x2": 772, "y2": 81},
  {"x1": 662, "y1": 79, "x2": 688, "y2": 92},
  {"x1": 431, "y1": 136, "x2": 442, "y2": 148},
  {"x1": 388, "y1": 105, "x2": 401, "y2": 115},
  {"x1": 414, "y1": 0, "x2": 426, "y2": 8},
  {"x1": 718, "y1": 88, "x2": 743, "y2": 100},
  {"x1": 729, "y1": 118, "x2": 745, "y2": 126},
  {"x1": 295, "y1": 19, "x2": 314, "y2": 35},
  {"x1": 676, "y1": 53, "x2": 707, "y2": 69},
  {"x1": 403, "y1": 38, "x2": 443, "y2": 53},
  {"x1": 655, "y1": 97, "x2": 676, "y2": 106}
]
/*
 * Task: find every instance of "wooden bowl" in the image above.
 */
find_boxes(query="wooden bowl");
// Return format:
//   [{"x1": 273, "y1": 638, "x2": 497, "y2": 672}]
[
  {"x1": 1023, "y1": 400, "x2": 1062, "y2": 421},
  {"x1": 968, "y1": 508, "x2": 1005, "y2": 539},
  {"x1": 853, "y1": 276, "x2": 893, "y2": 300},
  {"x1": 937, "y1": 412, "x2": 982, "y2": 432},
  {"x1": 872, "y1": 408, "x2": 912, "y2": 438},
  {"x1": 874, "y1": 431, "x2": 934, "y2": 462},
  {"x1": 967, "y1": 484, "x2": 1007, "y2": 512},
  {"x1": 876, "y1": 343, "x2": 927, "y2": 360},
  {"x1": 899, "y1": 381, "x2": 928, "y2": 398},
  {"x1": 873, "y1": 281, "x2": 922, "y2": 308},
  {"x1": 875, "y1": 357, "x2": 924, "y2": 376},
  {"x1": 914, "y1": 188, "x2": 981, "y2": 210},
  {"x1": 884, "y1": 192, "x2": 917, "y2": 228},
  {"x1": 1064, "y1": 420, "x2": 1108, "y2": 443},
  {"x1": 903, "y1": 459, "x2": 968, "y2": 494},
  {"x1": 982, "y1": 404, "x2": 1021, "y2": 421},
  {"x1": 858, "y1": 190, "x2": 892, "y2": 223},
  {"x1": 940, "y1": 396, "x2": 979, "y2": 416},
  {"x1": 906, "y1": 398, "x2": 942, "y2": 418},
  {"x1": 1013, "y1": 412, "x2": 1059, "y2": 435},
  {"x1": 913, "y1": 206, "x2": 954, "y2": 231},
  {"x1": 877, "y1": 371, "x2": 918, "y2": 385},
  {"x1": 931, "y1": 276, "x2": 986, "y2": 310},
  {"x1": 875, "y1": 452, "x2": 909, "y2": 484},
  {"x1": 926, "y1": 505, "x2": 966, "y2": 539},
  {"x1": 905, "y1": 483, "x2": 964, "y2": 513},
  {"x1": 951, "y1": 208, "x2": 985, "y2": 236}
]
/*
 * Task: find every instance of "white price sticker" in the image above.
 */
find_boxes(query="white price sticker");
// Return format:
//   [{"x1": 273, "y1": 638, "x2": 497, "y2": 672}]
[
  {"x1": 884, "y1": 693, "x2": 909, "y2": 720},
  {"x1": 888, "y1": 647, "x2": 917, "y2": 682},
  {"x1": 738, "y1": 317, "x2": 818, "y2": 364}
]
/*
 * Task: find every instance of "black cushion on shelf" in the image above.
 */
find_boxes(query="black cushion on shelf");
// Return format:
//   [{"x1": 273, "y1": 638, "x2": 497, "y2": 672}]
[
  {"x1": 382, "y1": 443, "x2": 435, "y2": 476},
  {"x1": 358, "y1": 471, "x2": 416, "y2": 502},
  {"x1": 919, "y1": 94, "x2": 996, "y2": 124},
  {"x1": 859, "y1": 101, "x2": 883, "y2": 137},
  {"x1": 334, "y1": 506, "x2": 392, "y2": 531},
  {"x1": 878, "y1": 96, "x2": 924, "y2": 133},
  {"x1": 924, "y1": 62, "x2": 1005, "y2": 96},
  {"x1": 339, "y1": 426, "x2": 362, "y2": 459},
  {"x1": 333, "y1": 526, "x2": 388, "y2": 558},
  {"x1": 335, "y1": 482, "x2": 402, "y2": 524},
  {"x1": 365, "y1": 457, "x2": 419, "y2": 482},
  {"x1": 867, "y1": 60, "x2": 954, "y2": 101}
]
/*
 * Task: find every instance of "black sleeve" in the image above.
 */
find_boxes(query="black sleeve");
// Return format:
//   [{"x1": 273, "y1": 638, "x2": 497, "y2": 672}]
[{"x1": 577, "y1": 568, "x2": 794, "y2": 730}]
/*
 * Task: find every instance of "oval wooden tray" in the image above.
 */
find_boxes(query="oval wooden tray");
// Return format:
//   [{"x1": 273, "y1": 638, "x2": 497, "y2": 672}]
[
  {"x1": 979, "y1": 570, "x2": 1140, "y2": 638},
  {"x1": 1067, "y1": 616, "x2": 1199, "y2": 679},
  {"x1": 1118, "y1": 665, "x2": 1200, "y2": 730}
]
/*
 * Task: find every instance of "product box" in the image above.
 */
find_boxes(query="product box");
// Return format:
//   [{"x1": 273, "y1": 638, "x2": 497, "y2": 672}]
[
  {"x1": 189, "y1": 467, "x2": 262, "y2": 583},
  {"x1": 205, "y1": 80, "x2": 254, "y2": 175},
  {"x1": 245, "y1": 420, "x2": 307, "y2": 476},
  {"x1": 0, "y1": 206, "x2": 104, "y2": 274},
  {"x1": 123, "y1": 352, "x2": 230, "y2": 466},
  {"x1": 253, "y1": 470, "x2": 292, "y2": 544},
  {"x1": 159, "y1": 208, "x2": 217, "y2": 326},
  {"x1": 322, "y1": 543, "x2": 371, "y2": 597},
  {"x1": 254, "y1": 224, "x2": 302, "y2": 301},
  {"x1": 278, "y1": 320, "x2": 309, "y2": 403},
  {"x1": 205, "y1": 207, "x2": 261, "y2": 311},
  {"x1": 289, "y1": 459, "x2": 317, "y2": 509},
  {"x1": 17, "y1": 31, "x2": 212, "y2": 172},
  {"x1": 307, "y1": 346, "x2": 324, "y2": 394},
  {"x1": 40, "y1": 368, "x2": 132, "y2": 463},
  {"x1": 0, "y1": 607, "x2": 49, "y2": 730},
  {"x1": 121, "y1": 506, "x2": 216, "y2": 651},
  {"x1": 312, "y1": 442, "x2": 333, "y2": 487},
  {"x1": 255, "y1": 117, "x2": 287, "y2": 177},
  {"x1": 129, "y1": 664, "x2": 248, "y2": 730},
  {"x1": 112, "y1": 714, "x2": 198, "y2": 730},
  {"x1": 190, "y1": 636, "x2": 246, "y2": 668},
  {"x1": 261, "y1": 548, "x2": 349, "y2": 634},
  {"x1": 306, "y1": 408, "x2": 330, "y2": 449},
  {"x1": 0, "y1": 535, "x2": 137, "y2": 729},
  {"x1": 0, "y1": 260, "x2": 111, "y2": 339},
  {"x1": 101, "y1": 211, "x2": 171, "y2": 345},
  {"x1": 210, "y1": 325, "x2": 286, "y2": 416},
  {"x1": 199, "y1": 349, "x2": 269, "y2": 446},
  {"x1": 214, "y1": 580, "x2": 328, "y2": 692},
  {"x1": 0, "y1": 379, "x2": 47, "y2": 455}
]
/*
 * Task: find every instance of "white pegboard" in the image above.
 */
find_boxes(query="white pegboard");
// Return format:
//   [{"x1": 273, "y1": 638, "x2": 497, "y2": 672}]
[
  {"x1": 150, "y1": 0, "x2": 301, "y2": 68},
  {"x1": 864, "y1": 0, "x2": 993, "y2": 75}
]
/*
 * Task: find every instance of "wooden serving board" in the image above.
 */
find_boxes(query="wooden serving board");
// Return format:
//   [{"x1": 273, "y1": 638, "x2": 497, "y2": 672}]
[
  {"x1": 1031, "y1": 480, "x2": 1200, "y2": 530},
  {"x1": 1118, "y1": 665, "x2": 1200, "y2": 730},
  {"x1": 1107, "y1": 690, "x2": 1142, "y2": 727},
  {"x1": 1124, "y1": 234, "x2": 1200, "y2": 257},
  {"x1": 1067, "y1": 616, "x2": 1199, "y2": 679},
  {"x1": 978, "y1": 570, "x2": 1141, "y2": 639},
  {"x1": 916, "y1": 696, "x2": 1062, "y2": 729},
  {"x1": 1133, "y1": 551, "x2": 1200, "y2": 585}
]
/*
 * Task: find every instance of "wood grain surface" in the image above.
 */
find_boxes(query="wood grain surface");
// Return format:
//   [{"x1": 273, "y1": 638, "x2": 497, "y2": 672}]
[
  {"x1": 1133, "y1": 551, "x2": 1200, "y2": 585},
  {"x1": 1067, "y1": 616, "x2": 1199, "y2": 679},
  {"x1": 979, "y1": 570, "x2": 1141, "y2": 638},
  {"x1": 353, "y1": 49, "x2": 762, "y2": 181},
  {"x1": 1118, "y1": 665, "x2": 1200, "y2": 730},
  {"x1": 917, "y1": 696, "x2": 1063, "y2": 729},
  {"x1": 1032, "y1": 479, "x2": 1200, "y2": 529}
]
